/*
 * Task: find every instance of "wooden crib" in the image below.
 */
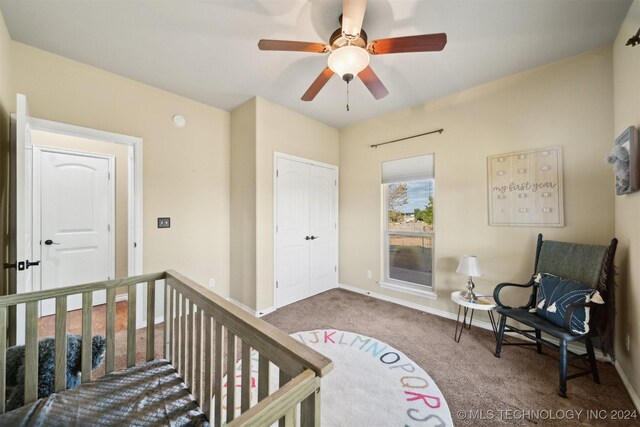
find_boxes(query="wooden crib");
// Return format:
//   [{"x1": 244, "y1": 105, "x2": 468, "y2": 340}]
[{"x1": 0, "y1": 270, "x2": 333, "y2": 426}]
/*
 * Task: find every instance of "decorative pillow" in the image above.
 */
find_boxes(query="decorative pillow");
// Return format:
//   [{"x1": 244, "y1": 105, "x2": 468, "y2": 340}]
[
  {"x1": 5, "y1": 334, "x2": 106, "y2": 411},
  {"x1": 535, "y1": 273, "x2": 603, "y2": 335}
]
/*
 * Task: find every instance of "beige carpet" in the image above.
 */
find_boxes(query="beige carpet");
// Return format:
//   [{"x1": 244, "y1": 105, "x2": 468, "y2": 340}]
[{"x1": 262, "y1": 288, "x2": 637, "y2": 426}]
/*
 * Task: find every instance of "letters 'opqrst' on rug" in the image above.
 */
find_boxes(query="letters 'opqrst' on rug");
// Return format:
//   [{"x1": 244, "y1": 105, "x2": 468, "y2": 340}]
[{"x1": 219, "y1": 329, "x2": 453, "y2": 427}]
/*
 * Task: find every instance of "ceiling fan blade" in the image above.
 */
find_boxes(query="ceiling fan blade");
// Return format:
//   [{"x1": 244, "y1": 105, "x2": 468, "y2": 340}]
[
  {"x1": 302, "y1": 67, "x2": 334, "y2": 101},
  {"x1": 258, "y1": 39, "x2": 329, "y2": 53},
  {"x1": 358, "y1": 66, "x2": 388, "y2": 100},
  {"x1": 342, "y1": 0, "x2": 368, "y2": 39},
  {"x1": 368, "y1": 33, "x2": 447, "y2": 55}
]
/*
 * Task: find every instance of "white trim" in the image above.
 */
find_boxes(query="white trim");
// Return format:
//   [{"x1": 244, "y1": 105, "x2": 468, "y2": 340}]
[
  {"x1": 140, "y1": 315, "x2": 165, "y2": 329},
  {"x1": 273, "y1": 151, "x2": 337, "y2": 170},
  {"x1": 614, "y1": 360, "x2": 640, "y2": 411},
  {"x1": 256, "y1": 306, "x2": 275, "y2": 317},
  {"x1": 338, "y1": 283, "x2": 611, "y2": 362},
  {"x1": 273, "y1": 152, "x2": 339, "y2": 310},
  {"x1": 28, "y1": 116, "x2": 143, "y2": 279},
  {"x1": 378, "y1": 281, "x2": 438, "y2": 300},
  {"x1": 340, "y1": 282, "x2": 454, "y2": 320},
  {"x1": 227, "y1": 297, "x2": 275, "y2": 318},
  {"x1": 115, "y1": 293, "x2": 128, "y2": 303},
  {"x1": 228, "y1": 297, "x2": 257, "y2": 316},
  {"x1": 25, "y1": 114, "x2": 145, "y2": 329}
]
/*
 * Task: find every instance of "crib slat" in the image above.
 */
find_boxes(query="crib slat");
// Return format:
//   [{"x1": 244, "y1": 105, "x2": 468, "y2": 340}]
[
  {"x1": 0, "y1": 306, "x2": 7, "y2": 414},
  {"x1": 226, "y1": 331, "x2": 237, "y2": 423},
  {"x1": 164, "y1": 284, "x2": 171, "y2": 361},
  {"x1": 24, "y1": 301, "x2": 39, "y2": 404},
  {"x1": 186, "y1": 301, "x2": 194, "y2": 387},
  {"x1": 278, "y1": 370, "x2": 292, "y2": 427},
  {"x1": 194, "y1": 306, "x2": 202, "y2": 403},
  {"x1": 241, "y1": 342, "x2": 251, "y2": 412},
  {"x1": 54, "y1": 296, "x2": 67, "y2": 392},
  {"x1": 146, "y1": 280, "x2": 155, "y2": 361},
  {"x1": 203, "y1": 313, "x2": 212, "y2": 419},
  {"x1": 258, "y1": 354, "x2": 270, "y2": 402},
  {"x1": 127, "y1": 285, "x2": 137, "y2": 368},
  {"x1": 81, "y1": 292, "x2": 93, "y2": 383},
  {"x1": 214, "y1": 321, "x2": 224, "y2": 427},
  {"x1": 106, "y1": 287, "x2": 116, "y2": 373},
  {"x1": 174, "y1": 293, "x2": 182, "y2": 376},
  {"x1": 301, "y1": 387, "x2": 320, "y2": 426},
  {"x1": 284, "y1": 407, "x2": 296, "y2": 427},
  {"x1": 180, "y1": 296, "x2": 187, "y2": 381}
]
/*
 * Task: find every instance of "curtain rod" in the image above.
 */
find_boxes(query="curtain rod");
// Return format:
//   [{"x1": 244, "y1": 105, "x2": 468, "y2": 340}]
[{"x1": 370, "y1": 128, "x2": 444, "y2": 148}]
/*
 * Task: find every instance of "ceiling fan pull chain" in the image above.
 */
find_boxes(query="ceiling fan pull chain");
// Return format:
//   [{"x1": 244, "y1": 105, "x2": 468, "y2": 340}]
[{"x1": 346, "y1": 81, "x2": 350, "y2": 111}]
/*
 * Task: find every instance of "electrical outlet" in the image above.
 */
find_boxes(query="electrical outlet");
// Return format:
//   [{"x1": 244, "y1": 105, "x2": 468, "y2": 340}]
[
  {"x1": 367, "y1": 270, "x2": 372, "y2": 279},
  {"x1": 209, "y1": 278, "x2": 216, "y2": 289},
  {"x1": 157, "y1": 217, "x2": 171, "y2": 228},
  {"x1": 626, "y1": 333, "x2": 630, "y2": 352}
]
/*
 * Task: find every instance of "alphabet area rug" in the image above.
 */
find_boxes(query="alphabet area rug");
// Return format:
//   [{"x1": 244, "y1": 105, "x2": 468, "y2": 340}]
[{"x1": 222, "y1": 329, "x2": 453, "y2": 427}]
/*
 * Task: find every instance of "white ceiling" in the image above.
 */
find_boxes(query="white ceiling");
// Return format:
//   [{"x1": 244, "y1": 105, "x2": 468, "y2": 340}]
[{"x1": 0, "y1": 0, "x2": 632, "y2": 128}]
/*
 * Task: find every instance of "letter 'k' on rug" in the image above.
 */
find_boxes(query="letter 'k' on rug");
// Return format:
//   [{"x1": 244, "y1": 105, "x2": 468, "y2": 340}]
[{"x1": 221, "y1": 329, "x2": 453, "y2": 426}]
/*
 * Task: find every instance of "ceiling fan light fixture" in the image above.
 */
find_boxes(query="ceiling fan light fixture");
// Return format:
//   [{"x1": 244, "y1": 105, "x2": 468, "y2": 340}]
[{"x1": 327, "y1": 45, "x2": 369, "y2": 81}]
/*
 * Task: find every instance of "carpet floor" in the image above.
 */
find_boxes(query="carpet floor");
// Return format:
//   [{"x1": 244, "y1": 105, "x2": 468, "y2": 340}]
[{"x1": 262, "y1": 288, "x2": 637, "y2": 426}]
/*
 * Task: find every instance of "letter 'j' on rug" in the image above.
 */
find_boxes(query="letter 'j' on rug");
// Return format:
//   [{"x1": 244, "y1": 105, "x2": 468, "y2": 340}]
[{"x1": 221, "y1": 329, "x2": 452, "y2": 426}]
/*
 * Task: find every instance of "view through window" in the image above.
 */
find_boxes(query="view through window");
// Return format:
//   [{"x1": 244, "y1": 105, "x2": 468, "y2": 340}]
[{"x1": 383, "y1": 155, "x2": 434, "y2": 288}]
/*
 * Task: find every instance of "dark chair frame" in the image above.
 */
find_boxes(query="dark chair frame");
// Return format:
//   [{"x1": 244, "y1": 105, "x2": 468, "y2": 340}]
[{"x1": 493, "y1": 234, "x2": 617, "y2": 397}]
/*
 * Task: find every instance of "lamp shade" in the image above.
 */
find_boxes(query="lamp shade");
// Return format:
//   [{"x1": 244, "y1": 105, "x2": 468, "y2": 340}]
[
  {"x1": 327, "y1": 45, "x2": 370, "y2": 78},
  {"x1": 456, "y1": 255, "x2": 482, "y2": 277}
]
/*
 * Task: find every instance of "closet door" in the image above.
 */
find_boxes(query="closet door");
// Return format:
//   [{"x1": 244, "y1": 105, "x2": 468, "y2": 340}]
[
  {"x1": 309, "y1": 165, "x2": 337, "y2": 296},
  {"x1": 275, "y1": 158, "x2": 311, "y2": 307}
]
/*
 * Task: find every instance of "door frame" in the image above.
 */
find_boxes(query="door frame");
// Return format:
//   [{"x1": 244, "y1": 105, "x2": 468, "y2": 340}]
[
  {"x1": 13, "y1": 113, "x2": 145, "y2": 333},
  {"x1": 32, "y1": 145, "x2": 116, "y2": 299},
  {"x1": 272, "y1": 152, "x2": 339, "y2": 310}
]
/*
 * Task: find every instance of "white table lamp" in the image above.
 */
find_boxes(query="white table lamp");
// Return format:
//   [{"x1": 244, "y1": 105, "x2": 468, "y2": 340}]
[{"x1": 456, "y1": 255, "x2": 482, "y2": 301}]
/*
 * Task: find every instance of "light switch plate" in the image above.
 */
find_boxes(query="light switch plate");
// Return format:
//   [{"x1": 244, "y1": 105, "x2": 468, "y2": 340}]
[{"x1": 158, "y1": 217, "x2": 171, "y2": 228}]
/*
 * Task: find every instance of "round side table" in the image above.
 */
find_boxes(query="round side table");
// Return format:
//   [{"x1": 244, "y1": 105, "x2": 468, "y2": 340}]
[{"x1": 451, "y1": 291, "x2": 498, "y2": 343}]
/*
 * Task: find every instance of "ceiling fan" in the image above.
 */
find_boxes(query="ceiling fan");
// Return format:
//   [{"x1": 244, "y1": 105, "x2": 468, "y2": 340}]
[{"x1": 258, "y1": 0, "x2": 447, "y2": 103}]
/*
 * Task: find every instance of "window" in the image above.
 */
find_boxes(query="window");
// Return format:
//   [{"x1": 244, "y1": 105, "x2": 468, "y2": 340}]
[{"x1": 382, "y1": 154, "x2": 434, "y2": 290}]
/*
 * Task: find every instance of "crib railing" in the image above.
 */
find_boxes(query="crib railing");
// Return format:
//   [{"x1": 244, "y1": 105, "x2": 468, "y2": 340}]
[{"x1": 0, "y1": 270, "x2": 333, "y2": 426}]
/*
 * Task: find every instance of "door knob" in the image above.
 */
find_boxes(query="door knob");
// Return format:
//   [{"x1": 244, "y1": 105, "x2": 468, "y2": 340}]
[
  {"x1": 44, "y1": 239, "x2": 61, "y2": 245},
  {"x1": 305, "y1": 236, "x2": 311, "y2": 240},
  {"x1": 310, "y1": 235, "x2": 318, "y2": 240}
]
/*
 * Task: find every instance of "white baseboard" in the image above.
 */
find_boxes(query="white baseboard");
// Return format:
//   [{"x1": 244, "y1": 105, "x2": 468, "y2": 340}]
[
  {"x1": 339, "y1": 283, "x2": 494, "y2": 329},
  {"x1": 115, "y1": 293, "x2": 128, "y2": 302},
  {"x1": 256, "y1": 306, "x2": 275, "y2": 317},
  {"x1": 614, "y1": 360, "x2": 640, "y2": 411},
  {"x1": 338, "y1": 283, "x2": 610, "y2": 361},
  {"x1": 227, "y1": 297, "x2": 256, "y2": 315}
]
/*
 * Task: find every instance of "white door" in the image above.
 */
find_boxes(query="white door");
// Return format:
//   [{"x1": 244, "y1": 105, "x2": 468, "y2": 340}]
[
  {"x1": 36, "y1": 148, "x2": 112, "y2": 315},
  {"x1": 309, "y1": 165, "x2": 338, "y2": 295},
  {"x1": 275, "y1": 158, "x2": 311, "y2": 307},
  {"x1": 275, "y1": 156, "x2": 338, "y2": 308}
]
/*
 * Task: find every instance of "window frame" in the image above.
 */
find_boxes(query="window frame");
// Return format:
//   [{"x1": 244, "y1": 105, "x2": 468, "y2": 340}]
[{"x1": 382, "y1": 179, "x2": 435, "y2": 291}]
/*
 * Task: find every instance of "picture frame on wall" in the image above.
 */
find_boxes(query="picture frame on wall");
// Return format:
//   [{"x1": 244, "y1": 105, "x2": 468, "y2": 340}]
[
  {"x1": 487, "y1": 147, "x2": 564, "y2": 227},
  {"x1": 607, "y1": 126, "x2": 639, "y2": 195}
]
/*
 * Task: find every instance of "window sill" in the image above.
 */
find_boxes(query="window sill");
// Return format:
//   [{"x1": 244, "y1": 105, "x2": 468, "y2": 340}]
[{"x1": 378, "y1": 281, "x2": 438, "y2": 300}]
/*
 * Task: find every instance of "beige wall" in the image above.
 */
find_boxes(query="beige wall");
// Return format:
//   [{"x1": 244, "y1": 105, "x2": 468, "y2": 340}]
[
  {"x1": 30, "y1": 130, "x2": 129, "y2": 280},
  {"x1": 230, "y1": 98, "x2": 257, "y2": 308},
  {"x1": 10, "y1": 42, "x2": 231, "y2": 296},
  {"x1": 230, "y1": 96, "x2": 339, "y2": 312},
  {"x1": 0, "y1": 10, "x2": 11, "y2": 296},
  {"x1": 339, "y1": 47, "x2": 615, "y2": 321},
  {"x1": 613, "y1": 0, "x2": 640, "y2": 404}
]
